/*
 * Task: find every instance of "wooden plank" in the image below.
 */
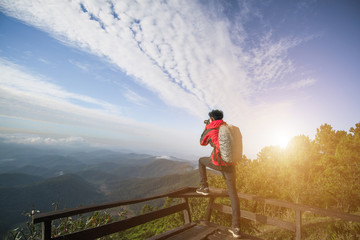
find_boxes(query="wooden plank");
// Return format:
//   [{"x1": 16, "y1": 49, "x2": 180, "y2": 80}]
[
  {"x1": 201, "y1": 221, "x2": 265, "y2": 240},
  {"x1": 236, "y1": 191, "x2": 360, "y2": 222},
  {"x1": 52, "y1": 202, "x2": 188, "y2": 240},
  {"x1": 172, "y1": 192, "x2": 228, "y2": 198},
  {"x1": 182, "y1": 198, "x2": 191, "y2": 224},
  {"x1": 211, "y1": 203, "x2": 295, "y2": 232},
  {"x1": 34, "y1": 185, "x2": 360, "y2": 240},
  {"x1": 208, "y1": 230, "x2": 263, "y2": 240},
  {"x1": 189, "y1": 188, "x2": 360, "y2": 223},
  {"x1": 210, "y1": 203, "x2": 232, "y2": 214},
  {"x1": 34, "y1": 186, "x2": 360, "y2": 225},
  {"x1": 34, "y1": 187, "x2": 194, "y2": 224},
  {"x1": 165, "y1": 225, "x2": 217, "y2": 240},
  {"x1": 297, "y1": 205, "x2": 360, "y2": 222},
  {"x1": 207, "y1": 230, "x2": 234, "y2": 240},
  {"x1": 296, "y1": 210, "x2": 302, "y2": 240},
  {"x1": 241, "y1": 209, "x2": 296, "y2": 232},
  {"x1": 41, "y1": 220, "x2": 51, "y2": 240},
  {"x1": 147, "y1": 223, "x2": 196, "y2": 240},
  {"x1": 205, "y1": 198, "x2": 215, "y2": 222}
]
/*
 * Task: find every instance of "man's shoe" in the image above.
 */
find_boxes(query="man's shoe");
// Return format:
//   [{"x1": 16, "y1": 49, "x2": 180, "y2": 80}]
[
  {"x1": 196, "y1": 186, "x2": 209, "y2": 195},
  {"x1": 228, "y1": 227, "x2": 241, "y2": 238}
]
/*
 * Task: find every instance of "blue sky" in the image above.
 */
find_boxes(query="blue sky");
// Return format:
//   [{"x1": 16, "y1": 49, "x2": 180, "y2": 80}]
[{"x1": 0, "y1": 0, "x2": 359, "y2": 159}]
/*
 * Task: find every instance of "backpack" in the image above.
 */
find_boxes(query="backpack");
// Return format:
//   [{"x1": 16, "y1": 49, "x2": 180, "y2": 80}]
[{"x1": 218, "y1": 124, "x2": 243, "y2": 164}]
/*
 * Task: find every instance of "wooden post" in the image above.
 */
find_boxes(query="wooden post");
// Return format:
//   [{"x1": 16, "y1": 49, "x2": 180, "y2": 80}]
[
  {"x1": 42, "y1": 220, "x2": 52, "y2": 240},
  {"x1": 205, "y1": 198, "x2": 215, "y2": 222},
  {"x1": 295, "y1": 210, "x2": 302, "y2": 240},
  {"x1": 182, "y1": 198, "x2": 191, "y2": 224}
]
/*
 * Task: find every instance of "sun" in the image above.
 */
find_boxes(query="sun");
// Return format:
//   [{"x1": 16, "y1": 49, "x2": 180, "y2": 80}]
[{"x1": 275, "y1": 135, "x2": 290, "y2": 149}]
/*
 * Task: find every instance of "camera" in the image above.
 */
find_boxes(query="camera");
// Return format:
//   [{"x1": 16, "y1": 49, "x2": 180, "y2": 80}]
[{"x1": 204, "y1": 119, "x2": 210, "y2": 125}]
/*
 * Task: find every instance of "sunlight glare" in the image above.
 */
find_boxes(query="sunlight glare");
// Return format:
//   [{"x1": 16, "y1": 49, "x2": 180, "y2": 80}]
[{"x1": 275, "y1": 135, "x2": 290, "y2": 149}]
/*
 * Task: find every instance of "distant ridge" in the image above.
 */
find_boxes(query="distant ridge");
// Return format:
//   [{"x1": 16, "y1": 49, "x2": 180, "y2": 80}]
[
  {"x1": 0, "y1": 141, "x2": 197, "y2": 237},
  {"x1": 107, "y1": 170, "x2": 200, "y2": 201},
  {"x1": 0, "y1": 173, "x2": 103, "y2": 237},
  {"x1": 0, "y1": 173, "x2": 44, "y2": 187}
]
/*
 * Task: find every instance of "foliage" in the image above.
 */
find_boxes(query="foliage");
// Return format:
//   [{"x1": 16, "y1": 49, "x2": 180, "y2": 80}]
[
  {"x1": 103, "y1": 198, "x2": 186, "y2": 240},
  {"x1": 233, "y1": 123, "x2": 360, "y2": 212},
  {"x1": 5, "y1": 122, "x2": 360, "y2": 239},
  {"x1": 52, "y1": 211, "x2": 113, "y2": 238},
  {"x1": 5, "y1": 210, "x2": 41, "y2": 240},
  {"x1": 4, "y1": 209, "x2": 113, "y2": 240},
  {"x1": 5, "y1": 197, "x2": 187, "y2": 240},
  {"x1": 203, "y1": 122, "x2": 360, "y2": 238},
  {"x1": 258, "y1": 217, "x2": 360, "y2": 240}
]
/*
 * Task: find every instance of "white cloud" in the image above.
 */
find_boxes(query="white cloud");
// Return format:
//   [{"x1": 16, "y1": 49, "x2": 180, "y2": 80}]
[
  {"x1": 68, "y1": 59, "x2": 90, "y2": 72},
  {"x1": 0, "y1": 0, "x2": 315, "y2": 158},
  {"x1": 123, "y1": 88, "x2": 147, "y2": 106},
  {"x1": 0, "y1": 58, "x2": 120, "y2": 117},
  {"x1": 0, "y1": 133, "x2": 87, "y2": 146},
  {"x1": 0, "y1": 0, "x2": 306, "y2": 119},
  {"x1": 289, "y1": 78, "x2": 317, "y2": 89},
  {"x1": 0, "y1": 58, "x2": 201, "y2": 155}
]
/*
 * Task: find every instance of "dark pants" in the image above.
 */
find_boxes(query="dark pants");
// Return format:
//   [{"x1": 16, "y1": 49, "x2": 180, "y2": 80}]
[{"x1": 198, "y1": 157, "x2": 240, "y2": 228}]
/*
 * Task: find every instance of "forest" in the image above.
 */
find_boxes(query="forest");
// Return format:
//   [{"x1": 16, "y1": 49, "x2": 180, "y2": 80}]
[
  {"x1": 238, "y1": 122, "x2": 360, "y2": 212},
  {"x1": 207, "y1": 122, "x2": 360, "y2": 238},
  {"x1": 6, "y1": 123, "x2": 360, "y2": 239}
]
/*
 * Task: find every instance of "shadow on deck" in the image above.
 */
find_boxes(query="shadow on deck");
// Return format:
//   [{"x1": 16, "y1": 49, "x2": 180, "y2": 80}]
[{"x1": 33, "y1": 186, "x2": 360, "y2": 240}]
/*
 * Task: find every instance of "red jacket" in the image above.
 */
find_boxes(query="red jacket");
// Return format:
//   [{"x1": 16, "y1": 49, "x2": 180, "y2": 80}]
[{"x1": 200, "y1": 120, "x2": 232, "y2": 166}]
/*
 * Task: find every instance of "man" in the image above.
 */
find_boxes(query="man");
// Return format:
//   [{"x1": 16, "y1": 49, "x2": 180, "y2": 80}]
[{"x1": 196, "y1": 109, "x2": 241, "y2": 239}]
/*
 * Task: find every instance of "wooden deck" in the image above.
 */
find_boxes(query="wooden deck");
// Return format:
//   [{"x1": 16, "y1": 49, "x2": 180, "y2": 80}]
[
  {"x1": 148, "y1": 221, "x2": 263, "y2": 240},
  {"x1": 33, "y1": 186, "x2": 360, "y2": 240}
]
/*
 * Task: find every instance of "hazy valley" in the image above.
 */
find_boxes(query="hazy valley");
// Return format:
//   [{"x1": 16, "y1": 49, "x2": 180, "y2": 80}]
[{"x1": 0, "y1": 141, "x2": 199, "y2": 237}]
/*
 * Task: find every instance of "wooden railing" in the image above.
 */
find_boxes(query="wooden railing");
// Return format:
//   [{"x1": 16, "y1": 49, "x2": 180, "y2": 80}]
[
  {"x1": 200, "y1": 188, "x2": 360, "y2": 240},
  {"x1": 33, "y1": 186, "x2": 360, "y2": 240},
  {"x1": 33, "y1": 187, "x2": 192, "y2": 240}
]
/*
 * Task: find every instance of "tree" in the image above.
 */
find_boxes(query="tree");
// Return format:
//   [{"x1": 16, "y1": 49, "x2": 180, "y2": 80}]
[
  {"x1": 314, "y1": 123, "x2": 360, "y2": 211},
  {"x1": 315, "y1": 123, "x2": 346, "y2": 156}
]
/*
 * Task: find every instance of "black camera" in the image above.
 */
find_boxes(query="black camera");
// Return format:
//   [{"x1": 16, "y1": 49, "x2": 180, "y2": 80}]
[{"x1": 204, "y1": 119, "x2": 210, "y2": 125}]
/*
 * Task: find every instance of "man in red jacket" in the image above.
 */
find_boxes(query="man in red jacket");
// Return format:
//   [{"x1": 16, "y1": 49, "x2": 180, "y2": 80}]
[{"x1": 196, "y1": 109, "x2": 241, "y2": 238}]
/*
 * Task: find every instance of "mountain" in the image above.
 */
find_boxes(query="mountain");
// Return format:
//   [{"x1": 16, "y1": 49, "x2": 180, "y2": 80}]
[
  {"x1": 0, "y1": 168, "x2": 199, "y2": 237},
  {"x1": 0, "y1": 141, "x2": 198, "y2": 237},
  {"x1": 107, "y1": 170, "x2": 200, "y2": 201},
  {"x1": 0, "y1": 141, "x2": 193, "y2": 178},
  {"x1": 0, "y1": 173, "x2": 44, "y2": 187},
  {"x1": 66, "y1": 149, "x2": 153, "y2": 165},
  {"x1": 72, "y1": 157, "x2": 194, "y2": 188},
  {"x1": 105, "y1": 158, "x2": 193, "y2": 180},
  {"x1": 0, "y1": 174, "x2": 104, "y2": 237},
  {"x1": 0, "y1": 141, "x2": 86, "y2": 176},
  {"x1": 7, "y1": 165, "x2": 59, "y2": 178}
]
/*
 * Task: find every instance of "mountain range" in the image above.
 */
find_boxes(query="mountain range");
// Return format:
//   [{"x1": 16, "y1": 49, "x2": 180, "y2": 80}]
[{"x1": 0, "y1": 141, "x2": 199, "y2": 237}]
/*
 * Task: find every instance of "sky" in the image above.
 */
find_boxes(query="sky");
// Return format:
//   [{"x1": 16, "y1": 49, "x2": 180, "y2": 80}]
[{"x1": 0, "y1": 0, "x2": 359, "y2": 160}]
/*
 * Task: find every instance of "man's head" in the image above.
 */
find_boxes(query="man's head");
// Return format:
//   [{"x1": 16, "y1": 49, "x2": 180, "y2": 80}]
[{"x1": 208, "y1": 109, "x2": 223, "y2": 121}]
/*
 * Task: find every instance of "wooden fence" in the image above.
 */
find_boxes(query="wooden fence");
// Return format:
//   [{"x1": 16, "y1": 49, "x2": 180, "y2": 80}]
[
  {"x1": 33, "y1": 186, "x2": 360, "y2": 240},
  {"x1": 195, "y1": 188, "x2": 360, "y2": 240}
]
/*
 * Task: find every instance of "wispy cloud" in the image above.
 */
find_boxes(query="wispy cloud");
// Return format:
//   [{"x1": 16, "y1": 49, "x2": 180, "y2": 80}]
[
  {"x1": 123, "y1": 88, "x2": 147, "y2": 106},
  {"x1": 68, "y1": 59, "x2": 90, "y2": 72},
  {"x1": 0, "y1": 57, "x2": 120, "y2": 117},
  {"x1": 0, "y1": 0, "x2": 317, "y2": 157},
  {"x1": 0, "y1": 133, "x2": 87, "y2": 146},
  {"x1": 0, "y1": 58, "x2": 198, "y2": 154},
  {"x1": 288, "y1": 78, "x2": 317, "y2": 90},
  {"x1": 0, "y1": 0, "x2": 309, "y2": 120},
  {"x1": 38, "y1": 57, "x2": 51, "y2": 65}
]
